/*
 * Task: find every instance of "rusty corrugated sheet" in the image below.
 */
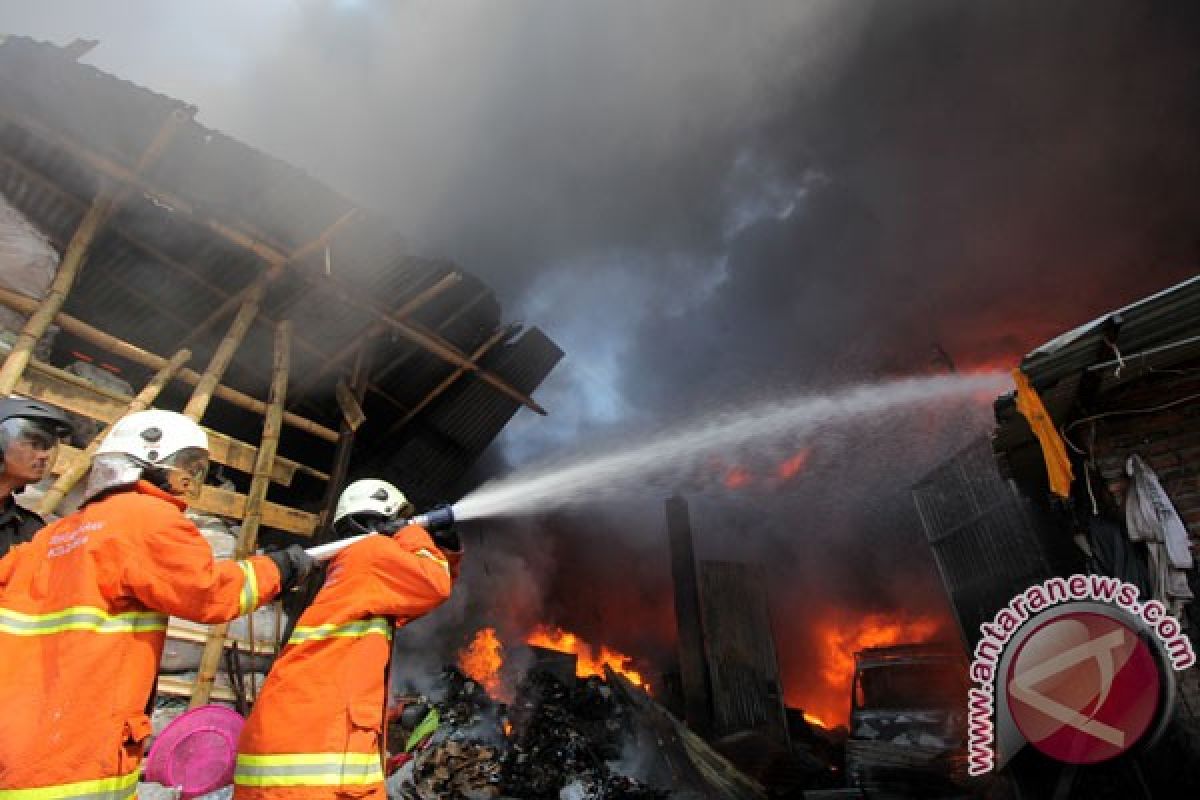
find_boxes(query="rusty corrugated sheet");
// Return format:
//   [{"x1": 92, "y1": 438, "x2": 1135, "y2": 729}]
[
  {"x1": 911, "y1": 437, "x2": 1057, "y2": 648},
  {"x1": 697, "y1": 560, "x2": 790, "y2": 746}
]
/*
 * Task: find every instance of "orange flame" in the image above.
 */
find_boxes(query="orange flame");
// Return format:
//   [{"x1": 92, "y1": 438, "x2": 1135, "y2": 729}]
[
  {"x1": 802, "y1": 711, "x2": 827, "y2": 728},
  {"x1": 526, "y1": 624, "x2": 648, "y2": 689},
  {"x1": 786, "y1": 612, "x2": 943, "y2": 727},
  {"x1": 458, "y1": 627, "x2": 504, "y2": 696},
  {"x1": 777, "y1": 448, "x2": 811, "y2": 481}
]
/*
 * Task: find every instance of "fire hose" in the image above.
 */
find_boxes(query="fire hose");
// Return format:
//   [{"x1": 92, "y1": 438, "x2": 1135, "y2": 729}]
[{"x1": 304, "y1": 504, "x2": 457, "y2": 562}]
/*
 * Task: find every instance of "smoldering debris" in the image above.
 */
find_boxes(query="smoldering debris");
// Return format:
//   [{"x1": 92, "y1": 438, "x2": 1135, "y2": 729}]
[{"x1": 389, "y1": 665, "x2": 671, "y2": 800}]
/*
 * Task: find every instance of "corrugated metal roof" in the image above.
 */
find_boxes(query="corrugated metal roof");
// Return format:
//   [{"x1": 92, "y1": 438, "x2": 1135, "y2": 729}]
[
  {"x1": 995, "y1": 274, "x2": 1200, "y2": 451},
  {"x1": 0, "y1": 35, "x2": 561, "y2": 504}
]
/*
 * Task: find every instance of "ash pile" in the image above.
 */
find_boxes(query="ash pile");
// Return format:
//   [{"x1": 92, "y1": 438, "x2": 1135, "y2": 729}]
[{"x1": 389, "y1": 662, "x2": 669, "y2": 800}]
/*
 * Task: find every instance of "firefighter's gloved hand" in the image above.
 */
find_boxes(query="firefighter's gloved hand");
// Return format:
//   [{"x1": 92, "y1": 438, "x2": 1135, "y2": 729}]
[
  {"x1": 431, "y1": 526, "x2": 462, "y2": 554},
  {"x1": 267, "y1": 544, "x2": 316, "y2": 591}
]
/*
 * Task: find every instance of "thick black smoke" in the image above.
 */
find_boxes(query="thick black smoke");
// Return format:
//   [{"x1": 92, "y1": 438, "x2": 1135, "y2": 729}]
[{"x1": 4, "y1": 0, "x2": 1200, "y2": 707}]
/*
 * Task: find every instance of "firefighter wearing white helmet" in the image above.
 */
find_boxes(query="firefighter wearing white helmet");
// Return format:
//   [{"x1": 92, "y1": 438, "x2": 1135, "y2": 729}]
[
  {"x1": 0, "y1": 407, "x2": 313, "y2": 797},
  {"x1": 333, "y1": 478, "x2": 415, "y2": 532},
  {"x1": 85, "y1": 409, "x2": 210, "y2": 502}
]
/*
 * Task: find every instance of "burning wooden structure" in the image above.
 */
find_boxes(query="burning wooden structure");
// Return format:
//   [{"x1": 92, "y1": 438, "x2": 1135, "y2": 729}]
[{"x1": 0, "y1": 36, "x2": 560, "y2": 706}]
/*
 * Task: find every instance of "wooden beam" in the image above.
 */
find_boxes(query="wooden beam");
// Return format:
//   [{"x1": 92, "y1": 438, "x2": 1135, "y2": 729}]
[
  {"x1": 373, "y1": 287, "x2": 491, "y2": 383},
  {"x1": 0, "y1": 108, "x2": 186, "y2": 395},
  {"x1": 0, "y1": 286, "x2": 338, "y2": 444},
  {"x1": 38, "y1": 348, "x2": 192, "y2": 515},
  {"x1": 15, "y1": 355, "x2": 318, "y2": 486},
  {"x1": 316, "y1": 341, "x2": 372, "y2": 542},
  {"x1": 383, "y1": 325, "x2": 512, "y2": 438},
  {"x1": 286, "y1": 271, "x2": 461, "y2": 405},
  {"x1": 336, "y1": 290, "x2": 546, "y2": 415},
  {"x1": 191, "y1": 320, "x2": 292, "y2": 709}
]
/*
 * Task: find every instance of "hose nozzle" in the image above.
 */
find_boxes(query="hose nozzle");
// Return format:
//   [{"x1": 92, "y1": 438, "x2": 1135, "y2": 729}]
[{"x1": 410, "y1": 504, "x2": 455, "y2": 532}]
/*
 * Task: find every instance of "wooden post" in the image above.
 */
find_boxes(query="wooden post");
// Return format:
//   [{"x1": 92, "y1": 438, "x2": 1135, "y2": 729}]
[
  {"x1": 0, "y1": 108, "x2": 186, "y2": 395},
  {"x1": 190, "y1": 321, "x2": 291, "y2": 708},
  {"x1": 38, "y1": 348, "x2": 192, "y2": 515},
  {"x1": 315, "y1": 341, "x2": 372, "y2": 544},
  {"x1": 182, "y1": 278, "x2": 269, "y2": 422},
  {"x1": 0, "y1": 286, "x2": 338, "y2": 443}
]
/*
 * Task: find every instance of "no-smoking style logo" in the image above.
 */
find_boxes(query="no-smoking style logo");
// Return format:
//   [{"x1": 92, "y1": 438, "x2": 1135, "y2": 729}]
[{"x1": 1006, "y1": 611, "x2": 1161, "y2": 764}]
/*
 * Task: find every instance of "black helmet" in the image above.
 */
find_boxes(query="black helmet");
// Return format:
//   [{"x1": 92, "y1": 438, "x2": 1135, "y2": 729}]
[{"x1": 0, "y1": 397, "x2": 72, "y2": 439}]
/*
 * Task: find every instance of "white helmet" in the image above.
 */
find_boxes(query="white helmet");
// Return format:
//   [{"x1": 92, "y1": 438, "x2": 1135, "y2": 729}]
[
  {"x1": 334, "y1": 478, "x2": 414, "y2": 525},
  {"x1": 85, "y1": 410, "x2": 210, "y2": 502}
]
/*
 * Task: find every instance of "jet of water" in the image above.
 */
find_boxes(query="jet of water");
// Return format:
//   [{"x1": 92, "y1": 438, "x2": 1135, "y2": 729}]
[{"x1": 452, "y1": 371, "x2": 1010, "y2": 522}]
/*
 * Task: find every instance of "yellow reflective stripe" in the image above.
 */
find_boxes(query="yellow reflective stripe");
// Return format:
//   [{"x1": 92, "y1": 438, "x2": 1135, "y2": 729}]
[
  {"x1": 234, "y1": 752, "x2": 383, "y2": 787},
  {"x1": 0, "y1": 606, "x2": 167, "y2": 637},
  {"x1": 238, "y1": 559, "x2": 259, "y2": 616},
  {"x1": 287, "y1": 617, "x2": 392, "y2": 646},
  {"x1": 0, "y1": 768, "x2": 139, "y2": 799},
  {"x1": 415, "y1": 548, "x2": 450, "y2": 575}
]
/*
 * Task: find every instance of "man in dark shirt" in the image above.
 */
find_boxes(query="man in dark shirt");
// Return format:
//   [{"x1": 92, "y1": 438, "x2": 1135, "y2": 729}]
[{"x1": 0, "y1": 397, "x2": 71, "y2": 558}]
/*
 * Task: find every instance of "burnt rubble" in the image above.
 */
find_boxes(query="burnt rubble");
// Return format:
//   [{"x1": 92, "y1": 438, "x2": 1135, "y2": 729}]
[{"x1": 389, "y1": 666, "x2": 668, "y2": 800}]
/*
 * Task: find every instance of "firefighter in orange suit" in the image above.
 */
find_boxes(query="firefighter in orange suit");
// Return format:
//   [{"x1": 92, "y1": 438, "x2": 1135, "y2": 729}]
[
  {"x1": 235, "y1": 478, "x2": 461, "y2": 800},
  {"x1": 0, "y1": 409, "x2": 314, "y2": 800}
]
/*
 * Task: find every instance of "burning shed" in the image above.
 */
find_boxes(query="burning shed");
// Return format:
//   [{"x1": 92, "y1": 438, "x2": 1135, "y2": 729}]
[{"x1": 0, "y1": 35, "x2": 561, "y2": 707}]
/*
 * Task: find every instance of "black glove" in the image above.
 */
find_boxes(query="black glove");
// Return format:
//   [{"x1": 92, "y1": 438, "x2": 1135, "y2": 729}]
[
  {"x1": 431, "y1": 526, "x2": 462, "y2": 554},
  {"x1": 267, "y1": 544, "x2": 316, "y2": 591}
]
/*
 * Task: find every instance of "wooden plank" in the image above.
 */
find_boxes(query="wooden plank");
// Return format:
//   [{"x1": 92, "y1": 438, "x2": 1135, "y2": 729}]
[
  {"x1": 158, "y1": 675, "x2": 237, "y2": 704},
  {"x1": 190, "y1": 485, "x2": 317, "y2": 537},
  {"x1": 167, "y1": 620, "x2": 276, "y2": 656},
  {"x1": 334, "y1": 379, "x2": 366, "y2": 431},
  {"x1": 14, "y1": 356, "x2": 315, "y2": 485}
]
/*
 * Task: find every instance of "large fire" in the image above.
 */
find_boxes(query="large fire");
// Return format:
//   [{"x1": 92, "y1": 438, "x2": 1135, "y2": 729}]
[
  {"x1": 458, "y1": 627, "x2": 504, "y2": 696},
  {"x1": 786, "y1": 612, "x2": 943, "y2": 728},
  {"x1": 457, "y1": 625, "x2": 649, "y2": 696},
  {"x1": 526, "y1": 624, "x2": 648, "y2": 689}
]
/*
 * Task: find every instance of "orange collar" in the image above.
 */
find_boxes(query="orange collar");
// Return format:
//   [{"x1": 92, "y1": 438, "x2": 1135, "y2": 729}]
[{"x1": 132, "y1": 480, "x2": 188, "y2": 511}]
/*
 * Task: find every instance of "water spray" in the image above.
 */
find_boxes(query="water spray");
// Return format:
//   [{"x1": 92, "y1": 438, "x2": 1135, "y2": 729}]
[
  {"x1": 306, "y1": 504, "x2": 458, "y2": 562},
  {"x1": 307, "y1": 371, "x2": 1010, "y2": 559}
]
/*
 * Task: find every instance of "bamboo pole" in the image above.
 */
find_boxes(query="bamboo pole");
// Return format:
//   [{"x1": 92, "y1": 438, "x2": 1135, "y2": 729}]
[
  {"x1": 0, "y1": 108, "x2": 186, "y2": 395},
  {"x1": 182, "y1": 280, "x2": 267, "y2": 422},
  {"x1": 190, "y1": 321, "x2": 291, "y2": 708},
  {"x1": 38, "y1": 348, "x2": 192, "y2": 515},
  {"x1": 0, "y1": 286, "x2": 337, "y2": 443}
]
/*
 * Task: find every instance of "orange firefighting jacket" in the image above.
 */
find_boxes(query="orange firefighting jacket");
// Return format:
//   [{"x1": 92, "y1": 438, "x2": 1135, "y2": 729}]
[
  {"x1": 234, "y1": 525, "x2": 458, "y2": 800},
  {"x1": 0, "y1": 481, "x2": 283, "y2": 800}
]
